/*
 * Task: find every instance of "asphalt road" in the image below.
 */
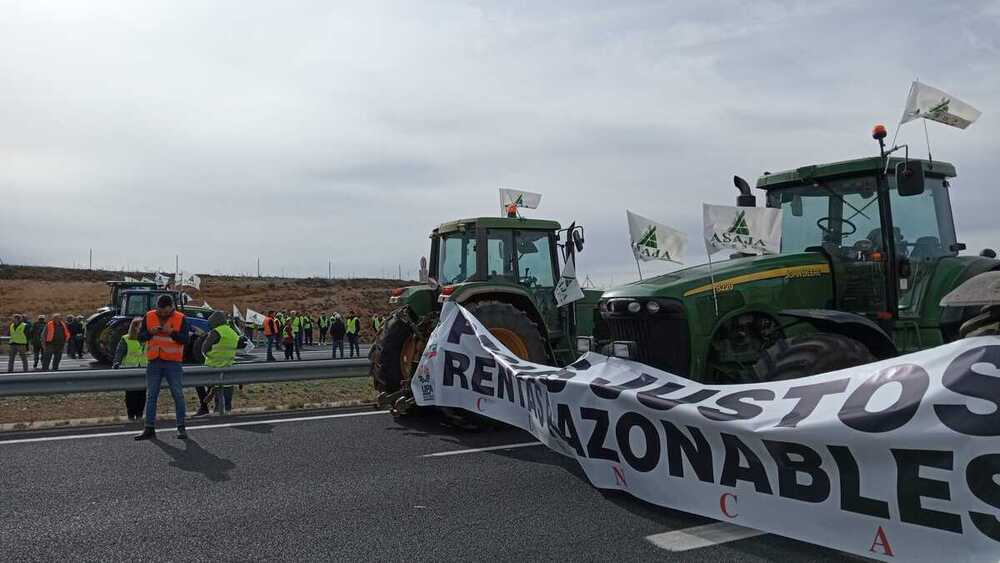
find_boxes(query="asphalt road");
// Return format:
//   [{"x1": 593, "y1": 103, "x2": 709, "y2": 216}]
[
  {"x1": 0, "y1": 407, "x2": 869, "y2": 562},
  {"x1": 1, "y1": 343, "x2": 371, "y2": 372}
]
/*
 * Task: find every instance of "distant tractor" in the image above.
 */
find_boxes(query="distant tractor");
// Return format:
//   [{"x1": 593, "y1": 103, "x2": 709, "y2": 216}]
[
  {"x1": 370, "y1": 217, "x2": 605, "y2": 412},
  {"x1": 85, "y1": 282, "x2": 217, "y2": 365},
  {"x1": 599, "y1": 126, "x2": 999, "y2": 383}
]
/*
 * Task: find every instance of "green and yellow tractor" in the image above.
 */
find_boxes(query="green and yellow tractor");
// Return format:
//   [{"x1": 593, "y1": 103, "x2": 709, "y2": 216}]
[
  {"x1": 599, "y1": 127, "x2": 998, "y2": 383},
  {"x1": 370, "y1": 216, "x2": 605, "y2": 412}
]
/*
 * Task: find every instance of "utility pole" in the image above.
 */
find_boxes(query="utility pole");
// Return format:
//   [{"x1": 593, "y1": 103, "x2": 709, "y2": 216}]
[
  {"x1": 89, "y1": 248, "x2": 93, "y2": 270},
  {"x1": 328, "y1": 260, "x2": 332, "y2": 280},
  {"x1": 257, "y1": 257, "x2": 261, "y2": 278},
  {"x1": 175, "y1": 254, "x2": 179, "y2": 283},
  {"x1": 398, "y1": 264, "x2": 402, "y2": 280}
]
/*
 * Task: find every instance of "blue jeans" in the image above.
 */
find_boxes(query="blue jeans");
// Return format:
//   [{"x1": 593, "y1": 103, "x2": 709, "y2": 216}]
[
  {"x1": 266, "y1": 335, "x2": 277, "y2": 359},
  {"x1": 145, "y1": 359, "x2": 186, "y2": 428}
]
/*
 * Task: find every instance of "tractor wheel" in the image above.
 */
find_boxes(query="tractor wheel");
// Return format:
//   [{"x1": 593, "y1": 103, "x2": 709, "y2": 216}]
[
  {"x1": 464, "y1": 301, "x2": 547, "y2": 363},
  {"x1": 960, "y1": 307, "x2": 1000, "y2": 337},
  {"x1": 87, "y1": 321, "x2": 112, "y2": 364},
  {"x1": 753, "y1": 333, "x2": 875, "y2": 382},
  {"x1": 371, "y1": 309, "x2": 419, "y2": 393},
  {"x1": 189, "y1": 333, "x2": 208, "y2": 364}
]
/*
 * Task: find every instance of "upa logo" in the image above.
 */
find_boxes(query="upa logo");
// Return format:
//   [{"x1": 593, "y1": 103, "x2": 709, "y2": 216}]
[{"x1": 416, "y1": 343, "x2": 438, "y2": 402}]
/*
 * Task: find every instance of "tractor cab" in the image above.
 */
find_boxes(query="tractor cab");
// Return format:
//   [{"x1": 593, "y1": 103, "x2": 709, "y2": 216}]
[
  {"x1": 760, "y1": 157, "x2": 960, "y2": 320},
  {"x1": 429, "y1": 217, "x2": 564, "y2": 327}
]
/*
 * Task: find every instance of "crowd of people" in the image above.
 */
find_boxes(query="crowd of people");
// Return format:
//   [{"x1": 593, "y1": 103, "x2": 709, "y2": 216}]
[
  {"x1": 5, "y1": 312, "x2": 87, "y2": 372},
  {"x1": 258, "y1": 310, "x2": 385, "y2": 361}
]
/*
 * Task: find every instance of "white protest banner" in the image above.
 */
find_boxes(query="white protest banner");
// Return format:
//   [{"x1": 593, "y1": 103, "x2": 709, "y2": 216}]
[
  {"x1": 500, "y1": 187, "x2": 542, "y2": 209},
  {"x1": 627, "y1": 210, "x2": 686, "y2": 263},
  {"x1": 703, "y1": 204, "x2": 781, "y2": 256},
  {"x1": 245, "y1": 309, "x2": 266, "y2": 326},
  {"x1": 177, "y1": 272, "x2": 201, "y2": 290},
  {"x1": 154, "y1": 273, "x2": 171, "y2": 288},
  {"x1": 413, "y1": 302, "x2": 1000, "y2": 561},
  {"x1": 553, "y1": 253, "x2": 585, "y2": 307},
  {"x1": 123, "y1": 276, "x2": 138, "y2": 282},
  {"x1": 900, "y1": 81, "x2": 981, "y2": 130}
]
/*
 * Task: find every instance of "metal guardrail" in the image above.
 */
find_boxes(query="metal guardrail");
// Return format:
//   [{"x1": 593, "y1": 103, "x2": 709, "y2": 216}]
[{"x1": 0, "y1": 358, "x2": 371, "y2": 396}]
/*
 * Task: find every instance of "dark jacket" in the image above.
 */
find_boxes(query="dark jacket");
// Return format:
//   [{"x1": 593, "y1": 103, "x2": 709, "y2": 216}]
[
  {"x1": 30, "y1": 322, "x2": 46, "y2": 346},
  {"x1": 329, "y1": 318, "x2": 346, "y2": 339}
]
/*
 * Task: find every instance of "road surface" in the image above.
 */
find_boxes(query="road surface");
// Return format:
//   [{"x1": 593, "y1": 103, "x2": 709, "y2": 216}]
[{"x1": 0, "y1": 407, "x2": 869, "y2": 562}]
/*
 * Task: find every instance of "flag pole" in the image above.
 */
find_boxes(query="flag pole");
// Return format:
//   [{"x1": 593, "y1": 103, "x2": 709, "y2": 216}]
[
  {"x1": 633, "y1": 250, "x2": 644, "y2": 281},
  {"x1": 884, "y1": 80, "x2": 915, "y2": 175},
  {"x1": 706, "y1": 251, "x2": 720, "y2": 317},
  {"x1": 922, "y1": 118, "x2": 934, "y2": 169}
]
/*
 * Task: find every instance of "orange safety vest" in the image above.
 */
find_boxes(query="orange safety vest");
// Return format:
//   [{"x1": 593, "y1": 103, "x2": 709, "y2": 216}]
[
  {"x1": 145, "y1": 310, "x2": 186, "y2": 362},
  {"x1": 264, "y1": 316, "x2": 276, "y2": 336},
  {"x1": 44, "y1": 320, "x2": 70, "y2": 343}
]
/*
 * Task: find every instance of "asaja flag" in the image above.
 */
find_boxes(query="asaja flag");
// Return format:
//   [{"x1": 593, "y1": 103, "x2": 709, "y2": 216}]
[
  {"x1": 499, "y1": 188, "x2": 542, "y2": 209},
  {"x1": 245, "y1": 309, "x2": 267, "y2": 326},
  {"x1": 900, "y1": 81, "x2": 981, "y2": 130},
  {"x1": 626, "y1": 210, "x2": 686, "y2": 263},
  {"x1": 232, "y1": 304, "x2": 243, "y2": 320},
  {"x1": 554, "y1": 252, "x2": 585, "y2": 307},
  {"x1": 154, "y1": 272, "x2": 171, "y2": 288},
  {"x1": 703, "y1": 204, "x2": 782, "y2": 256}
]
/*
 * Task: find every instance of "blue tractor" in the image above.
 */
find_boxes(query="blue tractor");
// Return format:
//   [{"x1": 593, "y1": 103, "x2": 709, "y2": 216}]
[{"x1": 85, "y1": 281, "x2": 217, "y2": 365}]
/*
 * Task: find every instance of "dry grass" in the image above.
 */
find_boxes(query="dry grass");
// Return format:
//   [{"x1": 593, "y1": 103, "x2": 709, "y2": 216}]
[{"x1": 0, "y1": 378, "x2": 375, "y2": 425}]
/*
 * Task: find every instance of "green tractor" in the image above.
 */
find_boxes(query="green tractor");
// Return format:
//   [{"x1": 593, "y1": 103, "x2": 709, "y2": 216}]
[
  {"x1": 599, "y1": 128, "x2": 999, "y2": 383},
  {"x1": 370, "y1": 216, "x2": 605, "y2": 412}
]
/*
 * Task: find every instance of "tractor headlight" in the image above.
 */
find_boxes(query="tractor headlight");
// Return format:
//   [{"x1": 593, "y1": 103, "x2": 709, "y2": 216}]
[
  {"x1": 646, "y1": 301, "x2": 661, "y2": 314},
  {"x1": 612, "y1": 341, "x2": 637, "y2": 360},
  {"x1": 627, "y1": 301, "x2": 642, "y2": 314}
]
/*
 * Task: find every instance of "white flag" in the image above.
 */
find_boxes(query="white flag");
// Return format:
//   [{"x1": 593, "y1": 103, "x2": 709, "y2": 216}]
[
  {"x1": 499, "y1": 188, "x2": 542, "y2": 209},
  {"x1": 140, "y1": 277, "x2": 156, "y2": 284},
  {"x1": 553, "y1": 253, "x2": 585, "y2": 307},
  {"x1": 123, "y1": 276, "x2": 138, "y2": 282},
  {"x1": 232, "y1": 304, "x2": 242, "y2": 320},
  {"x1": 245, "y1": 309, "x2": 267, "y2": 326},
  {"x1": 703, "y1": 204, "x2": 782, "y2": 256},
  {"x1": 626, "y1": 210, "x2": 686, "y2": 263},
  {"x1": 900, "y1": 81, "x2": 981, "y2": 130},
  {"x1": 177, "y1": 271, "x2": 201, "y2": 290},
  {"x1": 154, "y1": 273, "x2": 171, "y2": 288}
]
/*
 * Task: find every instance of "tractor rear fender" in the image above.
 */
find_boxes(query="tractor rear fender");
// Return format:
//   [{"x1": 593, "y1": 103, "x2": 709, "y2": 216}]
[
  {"x1": 452, "y1": 286, "x2": 550, "y2": 341},
  {"x1": 777, "y1": 309, "x2": 897, "y2": 359}
]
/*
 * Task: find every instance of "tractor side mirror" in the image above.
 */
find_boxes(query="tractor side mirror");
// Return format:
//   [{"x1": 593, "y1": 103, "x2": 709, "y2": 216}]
[
  {"x1": 896, "y1": 160, "x2": 925, "y2": 196},
  {"x1": 791, "y1": 195, "x2": 803, "y2": 217},
  {"x1": 572, "y1": 229, "x2": 585, "y2": 252}
]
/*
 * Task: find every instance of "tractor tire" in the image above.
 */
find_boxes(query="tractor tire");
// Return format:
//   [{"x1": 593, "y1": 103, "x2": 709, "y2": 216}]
[
  {"x1": 189, "y1": 333, "x2": 208, "y2": 364},
  {"x1": 371, "y1": 310, "x2": 418, "y2": 393},
  {"x1": 753, "y1": 333, "x2": 875, "y2": 382},
  {"x1": 960, "y1": 307, "x2": 1000, "y2": 337},
  {"x1": 87, "y1": 323, "x2": 113, "y2": 365},
  {"x1": 463, "y1": 300, "x2": 547, "y2": 363}
]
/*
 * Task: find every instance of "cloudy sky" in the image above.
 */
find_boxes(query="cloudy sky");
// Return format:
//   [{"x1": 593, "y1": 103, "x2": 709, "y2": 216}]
[{"x1": 2, "y1": 0, "x2": 998, "y2": 285}]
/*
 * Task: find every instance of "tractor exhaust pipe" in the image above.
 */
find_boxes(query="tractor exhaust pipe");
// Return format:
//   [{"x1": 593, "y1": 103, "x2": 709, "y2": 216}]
[{"x1": 734, "y1": 176, "x2": 756, "y2": 207}]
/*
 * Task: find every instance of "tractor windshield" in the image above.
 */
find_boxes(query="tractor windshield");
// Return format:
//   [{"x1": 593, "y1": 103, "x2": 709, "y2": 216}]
[
  {"x1": 438, "y1": 232, "x2": 477, "y2": 284},
  {"x1": 769, "y1": 175, "x2": 958, "y2": 259}
]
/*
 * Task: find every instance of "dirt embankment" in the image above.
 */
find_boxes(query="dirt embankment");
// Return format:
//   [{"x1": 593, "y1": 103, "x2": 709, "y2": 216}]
[{"x1": 0, "y1": 265, "x2": 412, "y2": 342}]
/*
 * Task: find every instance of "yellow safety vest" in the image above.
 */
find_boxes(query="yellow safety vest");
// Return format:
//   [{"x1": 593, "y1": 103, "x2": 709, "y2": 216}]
[
  {"x1": 121, "y1": 335, "x2": 148, "y2": 368},
  {"x1": 204, "y1": 325, "x2": 239, "y2": 368},
  {"x1": 8, "y1": 322, "x2": 28, "y2": 345}
]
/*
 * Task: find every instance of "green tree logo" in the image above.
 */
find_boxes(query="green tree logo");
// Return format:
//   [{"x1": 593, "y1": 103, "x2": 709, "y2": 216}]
[
  {"x1": 638, "y1": 225, "x2": 658, "y2": 249},
  {"x1": 727, "y1": 211, "x2": 751, "y2": 236}
]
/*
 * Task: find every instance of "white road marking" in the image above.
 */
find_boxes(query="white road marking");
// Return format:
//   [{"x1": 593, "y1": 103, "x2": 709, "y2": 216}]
[
  {"x1": 646, "y1": 522, "x2": 765, "y2": 551},
  {"x1": 0, "y1": 410, "x2": 387, "y2": 445},
  {"x1": 421, "y1": 441, "x2": 542, "y2": 458}
]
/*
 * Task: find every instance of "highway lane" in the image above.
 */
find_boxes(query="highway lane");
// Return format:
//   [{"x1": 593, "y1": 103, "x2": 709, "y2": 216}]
[
  {"x1": 0, "y1": 408, "x2": 866, "y2": 562},
  {"x1": 1, "y1": 343, "x2": 371, "y2": 372}
]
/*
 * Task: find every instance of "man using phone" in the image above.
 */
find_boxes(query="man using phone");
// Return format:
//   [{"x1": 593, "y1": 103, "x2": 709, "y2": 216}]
[{"x1": 134, "y1": 294, "x2": 190, "y2": 441}]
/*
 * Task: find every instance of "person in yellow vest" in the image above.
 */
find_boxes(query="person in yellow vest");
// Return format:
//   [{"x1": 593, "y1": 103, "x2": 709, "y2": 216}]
[
  {"x1": 134, "y1": 294, "x2": 190, "y2": 441},
  {"x1": 7, "y1": 314, "x2": 29, "y2": 373},
  {"x1": 290, "y1": 310, "x2": 303, "y2": 360},
  {"x1": 345, "y1": 311, "x2": 361, "y2": 358},
  {"x1": 112, "y1": 317, "x2": 147, "y2": 420},
  {"x1": 195, "y1": 311, "x2": 239, "y2": 416}
]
